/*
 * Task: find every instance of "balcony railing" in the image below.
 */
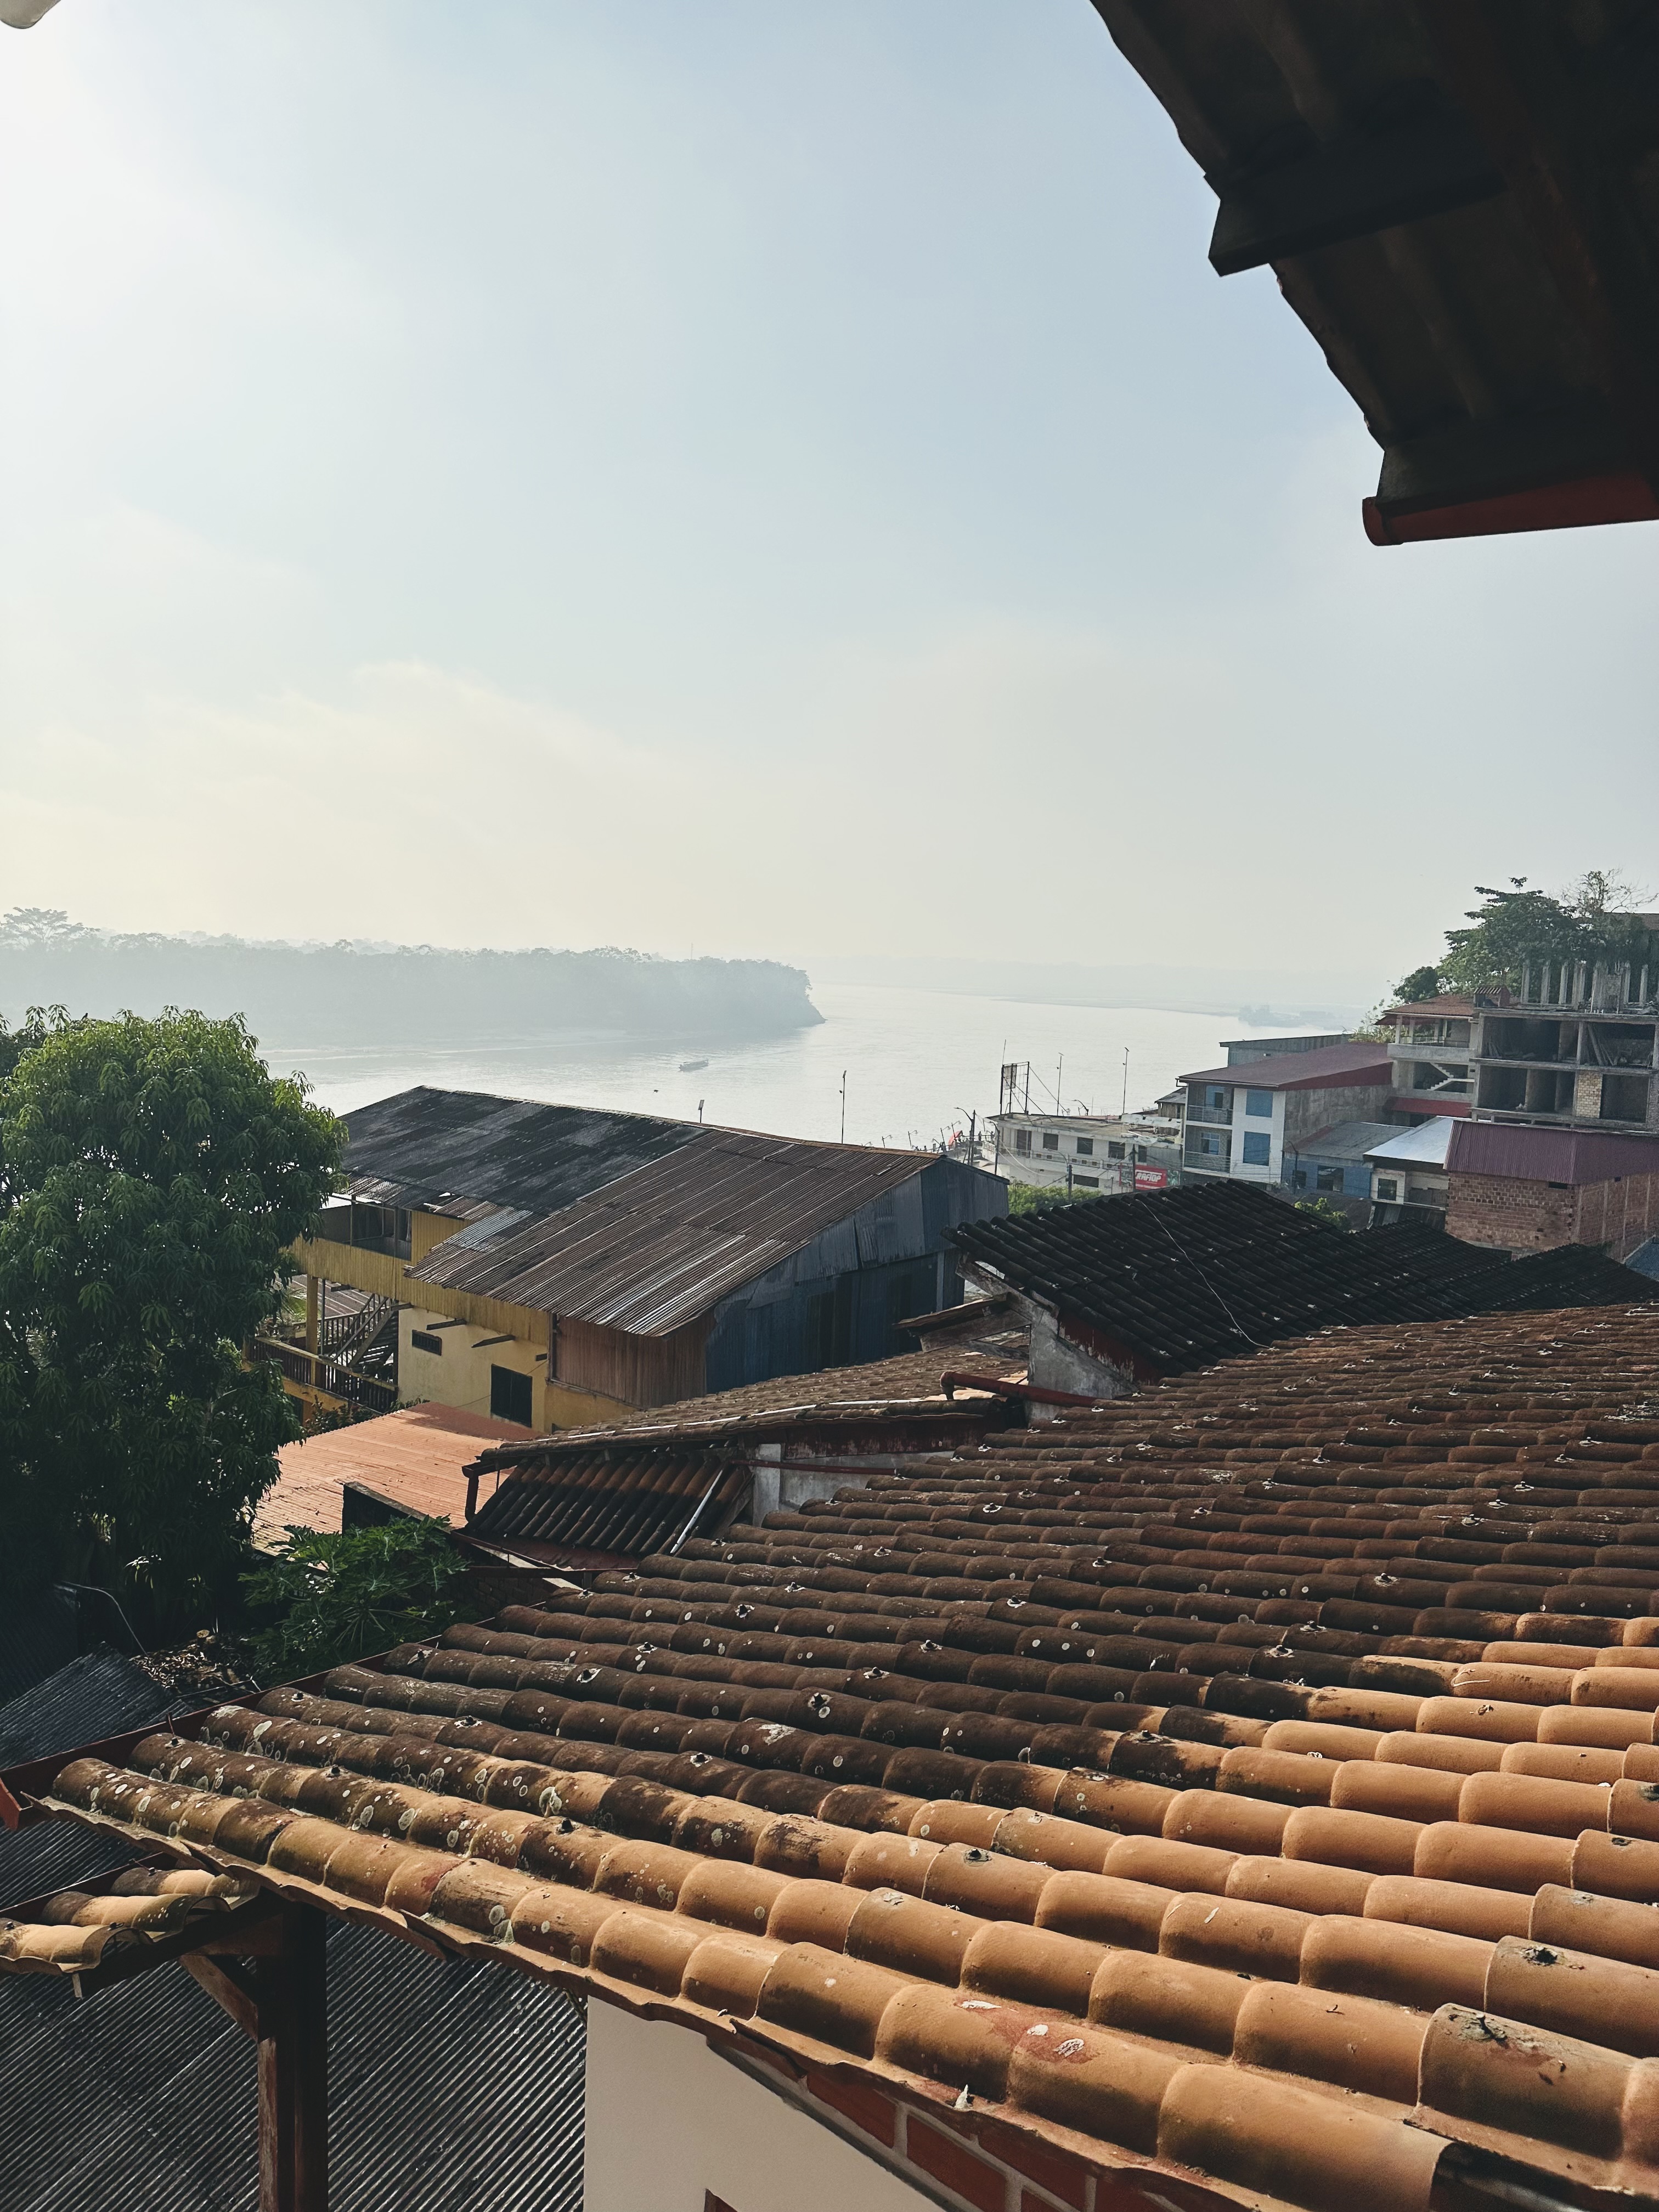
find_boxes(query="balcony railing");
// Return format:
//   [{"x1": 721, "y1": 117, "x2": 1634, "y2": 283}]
[
  {"x1": 251, "y1": 1339, "x2": 398, "y2": 1416},
  {"x1": 1184, "y1": 1101, "x2": 1232, "y2": 1127},
  {"x1": 1519, "y1": 957, "x2": 1657, "y2": 1014}
]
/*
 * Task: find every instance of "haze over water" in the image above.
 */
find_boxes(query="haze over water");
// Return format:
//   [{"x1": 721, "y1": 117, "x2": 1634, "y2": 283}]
[{"x1": 267, "y1": 983, "x2": 1295, "y2": 1150}]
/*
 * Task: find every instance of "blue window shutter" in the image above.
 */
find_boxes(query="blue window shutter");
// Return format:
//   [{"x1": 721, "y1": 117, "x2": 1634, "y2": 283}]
[
  {"x1": 1245, "y1": 1089, "x2": 1273, "y2": 1119},
  {"x1": 1241, "y1": 1131, "x2": 1271, "y2": 1166}
]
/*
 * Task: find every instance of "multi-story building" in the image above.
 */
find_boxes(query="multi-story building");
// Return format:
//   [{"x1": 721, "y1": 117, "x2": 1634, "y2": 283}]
[
  {"x1": 1386, "y1": 997, "x2": 1478, "y2": 1116},
  {"x1": 1386, "y1": 936, "x2": 1659, "y2": 1136},
  {"x1": 988, "y1": 1109, "x2": 1180, "y2": 1195},
  {"x1": 1177, "y1": 1039, "x2": 1393, "y2": 1187}
]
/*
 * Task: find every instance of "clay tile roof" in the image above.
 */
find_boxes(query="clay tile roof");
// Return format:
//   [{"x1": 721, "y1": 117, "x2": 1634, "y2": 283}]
[
  {"x1": 10, "y1": 1302, "x2": 1659, "y2": 2212},
  {"x1": 460, "y1": 1348, "x2": 1029, "y2": 1568}
]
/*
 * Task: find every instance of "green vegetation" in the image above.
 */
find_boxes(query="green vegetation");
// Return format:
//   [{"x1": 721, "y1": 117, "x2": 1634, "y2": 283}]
[
  {"x1": 1294, "y1": 1197, "x2": 1352, "y2": 1232},
  {"x1": 0, "y1": 1007, "x2": 342, "y2": 1637},
  {"x1": 244, "y1": 1517, "x2": 471, "y2": 1680},
  {"x1": 1007, "y1": 1180, "x2": 1116, "y2": 1215},
  {"x1": 1391, "y1": 873, "x2": 1650, "y2": 1004}
]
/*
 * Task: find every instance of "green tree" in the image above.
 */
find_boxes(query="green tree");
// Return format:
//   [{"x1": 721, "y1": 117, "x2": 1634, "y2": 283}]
[
  {"x1": 0, "y1": 1009, "x2": 343, "y2": 1632},
  {"x1": 1007, "y1": 1180, "x2": 1116, "y2": 1215},
  {"x1": 1294, "y1": 1197, "x2": 1352, "y2": 1232},
  {"x1": 244, "y1": 1517, "x2": 471, "y2": 1680},
  {"x1": 1439, "y1": 873, "x2": 1650, "y2": 996},
  {"x1": 1391, "y1": 964, "x2": 1444, "y2": 1006}
]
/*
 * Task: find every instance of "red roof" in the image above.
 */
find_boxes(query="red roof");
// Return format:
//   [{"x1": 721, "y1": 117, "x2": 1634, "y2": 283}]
[
  {"x1": 255, "y1": 1402, "x2": 529, "y2": 1543},
  {"x1": 1179, "y1": 1040, "x2": 1391, "y2": 1092},
  {"x1": 1448, "y1": 1121, "x2": 1659, "y2": 1187}
]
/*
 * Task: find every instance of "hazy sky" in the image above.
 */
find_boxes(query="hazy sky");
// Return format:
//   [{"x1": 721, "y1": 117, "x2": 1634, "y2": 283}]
[{"x1": 2, "y1": 2, "x2": 1654, "y2": 990}]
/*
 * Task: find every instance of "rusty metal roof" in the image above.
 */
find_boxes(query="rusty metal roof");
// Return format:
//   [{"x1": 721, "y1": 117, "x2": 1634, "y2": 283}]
[
  {"x1": 14, "y1": 1305, "x2": 1659, "y2": 2210},
  {"x1": 1448, "y1": 1121, "x2": 1659, "y2": 1187},
  {"x1": 1178, "y1": 1041, "x2": 1392, "y2": 1091},
  {"x1": 1092, "y1": 0, "x2": 1659, "y2": 543},
  {"x1": 337, "y1": 1087, "x2": 693, "y2": 1220},
  {"x1": 408, "y1": 1122, "x2": 948, "y2": 1335}
]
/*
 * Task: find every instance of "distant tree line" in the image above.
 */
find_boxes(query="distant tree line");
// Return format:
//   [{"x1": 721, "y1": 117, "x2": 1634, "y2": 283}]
[{"x1": 0, "y1": 911, "x2": 822, "y2": 1045}]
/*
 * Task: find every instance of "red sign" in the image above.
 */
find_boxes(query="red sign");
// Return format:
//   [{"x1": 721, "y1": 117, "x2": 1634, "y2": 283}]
[{"x1": 1133, "y1": 1166, "x2": 1169, "y2": 1191}]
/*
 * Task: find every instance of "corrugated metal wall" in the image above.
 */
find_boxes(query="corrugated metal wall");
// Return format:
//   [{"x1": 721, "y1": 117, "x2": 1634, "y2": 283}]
[
  {"x1": 556, "y1": 1314, "x2": 708, "y2": 1409},
  {"x1": 700, "y1": 1159, "x2": 1005, "y2": 1395}
]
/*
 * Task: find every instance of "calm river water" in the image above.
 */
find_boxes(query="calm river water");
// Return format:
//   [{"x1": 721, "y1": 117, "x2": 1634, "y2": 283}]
[{"x1": 265, "y1": 985, "x2": 1291, "y2": 1151}]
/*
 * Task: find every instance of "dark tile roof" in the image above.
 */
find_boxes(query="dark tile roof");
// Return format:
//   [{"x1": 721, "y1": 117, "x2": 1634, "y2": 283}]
[
  {"x1": 949, "y1": 1181, "x2": 1657, "y2": 1376},
  {"x1": 13, "y1": 1305, "x2": 1659, "y2": 2209}
]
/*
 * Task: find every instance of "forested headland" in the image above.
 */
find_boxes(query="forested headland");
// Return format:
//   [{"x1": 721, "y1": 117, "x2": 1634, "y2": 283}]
[{"x1": 0, "y1": 912, "x2": 823, "y2": 1045}]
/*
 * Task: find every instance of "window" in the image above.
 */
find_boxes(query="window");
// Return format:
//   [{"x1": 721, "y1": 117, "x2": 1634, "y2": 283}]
[
  {"x1": 1241, "y1": 1131, "x2": 1271, "y2": 1166},
  {"x1": 1207, "y1": 1087, "x2": 1229, "y2": 1111},
  {"x1": 1107, "y1": 1141, "x2": 1126, "y2": 1161},
  {"x1": 1074, "y1": 1136, "x2": 1093, "y2": 1158},
  {"x1": 1375, "y1": 1176, "x2": 1400, "y2": 1201},
  {"x1": 490, "y1": 1365, "x2": 533, "y2": 1426},
  {"x1": 1316, "y1": 1166, "x2": 1344, "y2": 1193},
  {"x1": 1200, "y1": 1133, "x2": 1223, "y2": 1156},
  {"x1": 410, "y1": 1329, "x2": 443, "y2": 1357},
  {"x1": 1041, "y1": 1131, "x2": 1059, "y2": 1151},
  {"x1": 1245, "y1": 1089, "x2": 1273, "y2": 1119},
  {"x1": 1013, "y1": 1128, "x2": 1031, "y2": 1154},
  {"x1": 1073, "y1": 1173, "x2": 1099, "y2": 1188},
  {"x1": 1293, "y1": 1169, "x2": 1307, "y2": 1191}
]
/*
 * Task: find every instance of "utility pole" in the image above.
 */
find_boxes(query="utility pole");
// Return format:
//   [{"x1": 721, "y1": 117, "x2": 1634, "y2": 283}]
[
  {"x1": 698, "y1": 1098, "x2": 704, "y2": 1124},
  {"x1": 839, "y1": 1070, "x2": 847, "y2": 1144},
  {"x1": 1122, "y1": 1047, "x2": 1130, "y2": 1118}
]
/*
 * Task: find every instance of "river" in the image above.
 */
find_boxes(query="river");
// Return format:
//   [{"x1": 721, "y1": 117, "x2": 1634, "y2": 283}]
[{"x1": 264, "y1": 984, "x2": 1295, "y2": 1149}]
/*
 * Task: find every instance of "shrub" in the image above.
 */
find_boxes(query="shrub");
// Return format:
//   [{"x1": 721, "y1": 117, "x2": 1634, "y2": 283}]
[{"x1": 244, "y1": 1516, "x2": 471, "y2": 1681}]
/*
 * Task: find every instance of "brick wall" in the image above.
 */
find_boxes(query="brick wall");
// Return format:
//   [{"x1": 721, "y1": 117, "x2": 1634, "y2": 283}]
[
  {"x1": 1447, "y1": 1170, "x2": 1659, "y2": 1258},
  {"x1": 739, "y1": 2041, "x2": 1234, "y2": 2212}
]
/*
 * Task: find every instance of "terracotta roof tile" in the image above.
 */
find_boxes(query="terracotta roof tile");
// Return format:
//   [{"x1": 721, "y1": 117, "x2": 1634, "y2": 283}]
[{"x1": 10, "y1": 1301, "x2": 1659, "y2": 2209}]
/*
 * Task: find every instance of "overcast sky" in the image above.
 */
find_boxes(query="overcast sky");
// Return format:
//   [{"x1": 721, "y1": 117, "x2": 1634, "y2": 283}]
[{"x1": 2, "y1": 1, "x2": 1654, "y2": 989}]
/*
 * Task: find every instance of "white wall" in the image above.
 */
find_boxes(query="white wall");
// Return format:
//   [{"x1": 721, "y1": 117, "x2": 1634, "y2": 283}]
[
  {"x1": 1227, "y1": 1085, "x2": 1282, "y2": 1182},
  {"x1": 585, "y1": 2001, "x2": 938, "y2": 2212}
]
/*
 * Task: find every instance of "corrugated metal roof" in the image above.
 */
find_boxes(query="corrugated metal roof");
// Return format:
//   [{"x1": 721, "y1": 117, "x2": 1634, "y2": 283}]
[
  {"x1": 1448, "y1": 1121, "x2": 1659, "y2": 1186},
  {"x1": 0, "y1": 1650, "x2": 172, "y2": 1771},
  {"x1": 256, "y1": 1403, "x2": 529, "y2": 1545},
  {"x1": 1368, "y1": 1119, "x2": 1457, "y2": 1168},
  {"x1": 1288, "y1": 1119, "x2": 1400, "y2": 1164},
  {"x1": 339, "y1": 1087, "x2": 692, "y2": 1218},
  {"x1": 1179, "y1": 1041, "x2": 1393, "y2": 1091},
  {"x1": 410, "y1": 1125, "x2": 941, "y2": 1335}
]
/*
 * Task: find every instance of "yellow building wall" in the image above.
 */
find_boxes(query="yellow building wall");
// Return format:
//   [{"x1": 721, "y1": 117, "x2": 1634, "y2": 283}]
[
  {"x1": 399, "y1": 1307, "x2": 629, "y2": 1432},
  {"x1": 296, "y1": 1212, "x2": 632, "y2": 1432}
]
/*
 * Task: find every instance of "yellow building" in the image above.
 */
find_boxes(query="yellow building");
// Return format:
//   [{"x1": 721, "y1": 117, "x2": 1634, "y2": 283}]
[{"x1": 275, "y1": 1085, "x2": 1003, "y2": 1435}]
